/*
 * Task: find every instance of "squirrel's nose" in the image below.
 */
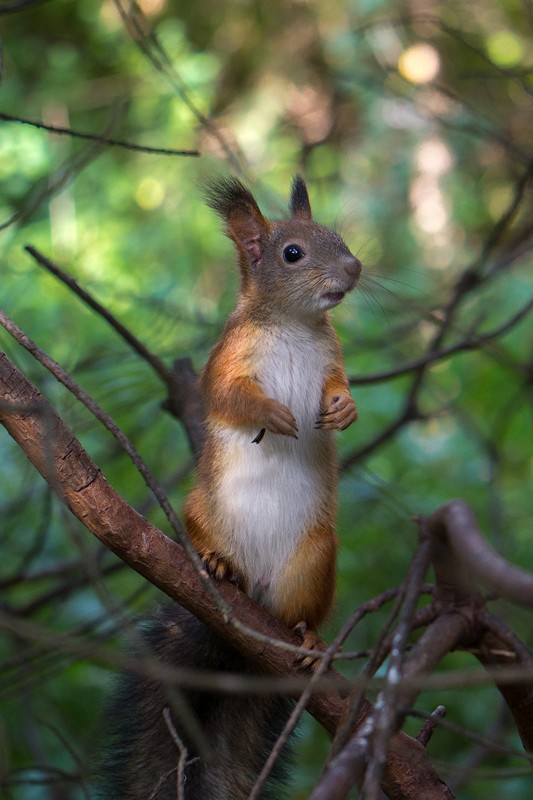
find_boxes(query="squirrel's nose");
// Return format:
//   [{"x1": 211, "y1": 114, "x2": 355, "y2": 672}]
[{"x1": 343, "y1": 255, "x2": 362, "y2": 282}]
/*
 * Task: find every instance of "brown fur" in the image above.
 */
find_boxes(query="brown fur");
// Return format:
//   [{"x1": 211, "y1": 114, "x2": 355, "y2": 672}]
[{"x1": 271, "y1": 520, "x2": 338, "y2": 629}]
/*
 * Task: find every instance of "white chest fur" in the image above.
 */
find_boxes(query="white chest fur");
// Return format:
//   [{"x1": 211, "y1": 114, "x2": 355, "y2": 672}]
[{"x1": 212, "y1": 322, "x2": 336, "y2": 608}]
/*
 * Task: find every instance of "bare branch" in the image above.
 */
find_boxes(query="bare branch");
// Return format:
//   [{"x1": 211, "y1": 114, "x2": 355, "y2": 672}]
[
  {"x1": 476, "y1": 610, "x2": 533, "y2": 754},
  {"x1": 24, "y1": 246, "x2": 172, "y2": 381},
  {"x1": 0, "y1": 308, "x2": 192, "y2": 551},
  {"x1": 0, "y1": 135, "x2": 102, "y2": 232},
  {"x1": 249, "y1": 588, "x2": 402, "y2": 799},
  {"x1": 362, "y1": 532, "x2": 434, "y2": 799},
  {"x1": 0, "y1": 348, "x2": 453, "y2": 799},
  {"x1": 428, "y1": 500, "x2": 533, "y2": 606},
  {"x1": 0, "y1": 111, "x2": 199, "y2": 156},
  {"x1": 23, "y1": 246, "x2": 206, "y2": 458},
  {"x1": 421, "y1": 502, "x2": 533, "y2": 761},
  {"x1": 0, "y1": 105, "x2": 129, "y2": 232},
  {"x1": 111, "y1": 0, "x2": 245, "y2": 173},
  {"x1": 416, "y1": 706, "x2": 447, "y2": 747},
  {"x1": 350, "y1": 294, "x2": 533, "y2": 386}
]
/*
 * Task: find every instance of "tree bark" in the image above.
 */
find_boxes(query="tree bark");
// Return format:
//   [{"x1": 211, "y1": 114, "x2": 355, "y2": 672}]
[{"x1": 0, "y1": 349, "x2": 452, "y2": 799}]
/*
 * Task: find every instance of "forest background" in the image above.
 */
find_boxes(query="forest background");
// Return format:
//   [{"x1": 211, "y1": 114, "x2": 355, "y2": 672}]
[{"x1": 1, "y1": 0, "x2": 533, "y2": 798}]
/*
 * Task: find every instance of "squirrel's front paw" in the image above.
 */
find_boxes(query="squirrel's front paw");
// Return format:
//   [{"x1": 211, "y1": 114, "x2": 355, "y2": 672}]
[
  {"x1": 200, "y1": 551, "x2": 241, "y2": 585},
  {"x1": 261, "y1": 398, "x2": 299, "y2": 439},
  {"x1": 316, "y1": 392, "x2": 357, "y2": 431}
]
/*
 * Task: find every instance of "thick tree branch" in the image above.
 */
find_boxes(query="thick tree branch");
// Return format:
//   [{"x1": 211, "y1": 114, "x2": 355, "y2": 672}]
[
  {"x1": 476, "y1": 611, "x2": 533, "y2": 754},
  {"x1": 0, "y1": 348, "x2": 451, "y2": 799},
  {"x1": 427, "y1": 500, "x2": 533, "y2": 605},
  {"x1": 423, "y1": 505, "x2": 533, "y2": 761}
]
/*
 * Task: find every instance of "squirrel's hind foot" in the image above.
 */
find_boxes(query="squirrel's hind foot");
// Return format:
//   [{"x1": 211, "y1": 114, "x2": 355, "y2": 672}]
[
  {"x1": 200, "y1": 550, "x2": 242, "y2": 586},
  {"x1": 292, "y1": 621, "x2": 327, "y2": 671}
]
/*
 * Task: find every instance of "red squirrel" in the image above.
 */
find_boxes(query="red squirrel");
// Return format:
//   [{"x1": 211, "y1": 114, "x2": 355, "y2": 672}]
[
  {"x1": 98, "y1": 176, "x2": 360, "y2": 800},
  {"x1": 186, "y1": 175, "x2": 360, "y2": 644}
]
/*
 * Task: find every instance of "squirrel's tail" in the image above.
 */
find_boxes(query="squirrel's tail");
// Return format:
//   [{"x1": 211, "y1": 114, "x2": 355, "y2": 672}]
[{"x1": 95, "y1": 604, "x2": 292, "y2": 799}]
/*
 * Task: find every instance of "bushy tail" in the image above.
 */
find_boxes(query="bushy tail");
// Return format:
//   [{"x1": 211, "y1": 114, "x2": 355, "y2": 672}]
[{"x1": 95, "y1": 605, "x2": 292, "y2": 799}]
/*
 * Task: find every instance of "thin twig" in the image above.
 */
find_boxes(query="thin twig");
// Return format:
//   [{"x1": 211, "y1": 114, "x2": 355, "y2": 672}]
[
  {"x1": 111, "y1": 0, "x2": 245, "y2": 174},
  {"x1": 162, "y1": 707, "x2": 192, "y2": 800},
  {"x1": 0, "y1": 0, "x2": 51, "y2": 11},
  {"x1": 0, "y1": 307, "x2": 229, "y2": 617},
  {"x1": 416, "y1": 705, "x2": 447, "y2": 747},
  {"x1": 248, "y1": 588, "x2": 401, "y2": 800},
  {"x1": 0, "y1": 135, "x2": 102, "y2": 232},
  {"x1": 0, "y1": 105, "x2": 128, "y2": 232},
  {"x1": 361, "y1": 532, "x2": 433, "y2": 800},
  {"x1": 0, "y1": 111, "x2": 199, "y2": 156},
  {"x1": 23, "y1": 246, "x2": 206, "y2": 459},
  {"x1": 350, "y1": 293, "x2": 533, "y2": 385},
  {"x1": 24, "y1": 245, "x2": 172, "y2": 383}
]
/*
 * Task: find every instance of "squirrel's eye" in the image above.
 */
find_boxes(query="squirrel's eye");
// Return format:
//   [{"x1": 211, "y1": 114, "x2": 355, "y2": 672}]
[{"x1": 283, "y1": 244, "x2": 304, "y2": 263}]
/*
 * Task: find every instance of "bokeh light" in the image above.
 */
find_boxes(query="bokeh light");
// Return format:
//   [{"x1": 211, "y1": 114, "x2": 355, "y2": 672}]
[{"x1": 398, "y1": 43, "x2": 441, "y2": 84}]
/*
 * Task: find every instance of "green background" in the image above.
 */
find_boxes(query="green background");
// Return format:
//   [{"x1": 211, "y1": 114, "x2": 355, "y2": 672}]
[{"x1": 1, "y1": 0, "x2": 532, "y2": 797}]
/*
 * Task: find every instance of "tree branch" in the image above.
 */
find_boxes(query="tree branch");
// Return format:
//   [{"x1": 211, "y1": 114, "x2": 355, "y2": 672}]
[
  {"x1": 0, "y1": 111, "x2": 199, "y2": 156},
  {"x1": 423, "y1": 505, "x2": 533, "y2": 761},
  {"x1": 23, "y1": 246, "x2": 206, "y2": 458},
  {"x1": 0, "y1": 347, "x2": 452, "y2": 799},
  {"x1": 427, "y1": 500, "x2": 533, "y2": 606}
]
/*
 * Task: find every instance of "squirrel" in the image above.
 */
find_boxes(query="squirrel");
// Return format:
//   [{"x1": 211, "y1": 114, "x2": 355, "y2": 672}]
[{"x1": 96, "y1": 176, "x2": 360, "y2": 799}]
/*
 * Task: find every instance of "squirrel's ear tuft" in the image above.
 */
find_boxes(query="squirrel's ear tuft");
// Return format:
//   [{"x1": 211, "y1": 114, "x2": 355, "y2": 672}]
[
  {"x1": 289, "y1": 176, "x2": 312, "y2": 219},
  {"x1": 203, "y1": 177, "x2": 261, "y2": 222},
  {"x1": 204, "y1": 176, "x2": 268, "y2": 267}
]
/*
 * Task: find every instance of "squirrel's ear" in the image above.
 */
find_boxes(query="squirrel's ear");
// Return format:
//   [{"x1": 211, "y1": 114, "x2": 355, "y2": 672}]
[
  {"x1": 204, "y1": 177, "x2": 268, "y2": 266},
  {"x1": 289, "y1": 176, "x2": 312, "y2": 219}
]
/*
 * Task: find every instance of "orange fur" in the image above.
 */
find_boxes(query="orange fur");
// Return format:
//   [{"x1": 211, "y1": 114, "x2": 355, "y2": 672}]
[
  {"x1": 185, "y1": 487, "x2": 246, "y2": 588},
  {"x1": 269, "y1": 520, "x2": 337, "y2": 629}
]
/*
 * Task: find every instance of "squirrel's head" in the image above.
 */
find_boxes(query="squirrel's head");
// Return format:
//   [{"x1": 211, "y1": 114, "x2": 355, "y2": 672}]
[{"x1": 204, "y1": 176, "x2": 361, "y2": 316}]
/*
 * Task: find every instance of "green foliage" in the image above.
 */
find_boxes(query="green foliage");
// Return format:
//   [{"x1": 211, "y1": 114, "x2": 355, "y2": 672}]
[{"x1": 1, "y1": 0, "x2": 532, "y2": 797}]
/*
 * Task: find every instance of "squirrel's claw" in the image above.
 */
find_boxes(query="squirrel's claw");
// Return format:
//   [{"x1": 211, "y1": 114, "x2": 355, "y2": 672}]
[
  {"x1": 251, "y1": 428, "x2": 266, "y2": 444},
  {"x1": 315, "y1": 393, "x2": 357, "y2": 431},
  {"x1": 261, "y1": 398, "x2": 299, "y2": 439},
  {"x1": 200, "y1": 551, "x2": 241, "y2": 586},
  {"x1": 292, "y1": 622, "x2": 325, "y2": 671}
]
